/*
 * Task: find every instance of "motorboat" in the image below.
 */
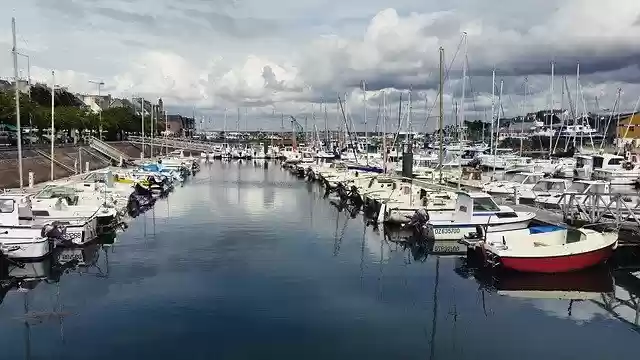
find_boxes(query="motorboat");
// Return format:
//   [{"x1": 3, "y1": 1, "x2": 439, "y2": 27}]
[
  {"x1": 380, "y1": 183, "x2": 457, "y2": 224},
  {"x1": 482, "y1": 172, "x2": 545, "y2": 195},
  {"x1": 30, "y1": 185, "x2": 112, "y2": 237},
  {"x1": 512, "y1": 178, "x2": 572, "y2": 205},
  {"x1": 592, "y1": 154, "x2": 640, "y2": 185},
  {"x1": 409, "y1": 192, "x2": 535, "y2": 240},
  {"x1": 475, "y1": 225, "x2": 618, "y2": 273},
  {"x1": 0, "y1": 194, "x2": 76, "y2": 260}
]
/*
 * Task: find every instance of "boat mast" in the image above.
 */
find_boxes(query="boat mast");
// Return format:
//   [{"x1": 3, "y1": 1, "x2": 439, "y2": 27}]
[
  {"x1": 362, "y1": 80, "x2": 368, "y2": 164},
  {"x1": 223, "y1": 108, "x2": 228, "y2": 148},
  {"x1": 494, "y1": 80, "x2": 503, "y2": 172},
  {"x1": 438, "y1": 47, "x2": 444, "y2": 183},
  {"x1": 383, "y1": 90, "x2": 387, "y2": 173},
  {"x1": 577, "y1": 61, "x2": 583, "y2": 151},
  {"x1": 460, "y1": 32, "x2": 467, "y2": 144},
  {"x1": 490, "y1": 69, "x2": 496, "y2": 176},
  {"x1": 521, "y1": 77, "x2": 527, "y2": 157},
  {"x1": 408, "y1": 86, "x2": 413, "y2": 156},
  {"x1": 574, "y1": 62, "x2": 579, "y2": 149},
  {"x1": 11, "y1": 17, "x2": 23, "y2": 189},
  {"x1": 323, "y1": 97, "x2": 329, "y2": 151},
  {"x1": 550, "y1": 61, "x2": 555, "y2": 157}
]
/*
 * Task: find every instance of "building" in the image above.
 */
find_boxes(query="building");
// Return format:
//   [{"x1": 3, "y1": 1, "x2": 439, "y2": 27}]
[
  {"x1": 616, "y1": 113, "x2": 640, "y2": 147},
  {"x1": 165, "y1": 115, "x2": 195, "y2": 136}
]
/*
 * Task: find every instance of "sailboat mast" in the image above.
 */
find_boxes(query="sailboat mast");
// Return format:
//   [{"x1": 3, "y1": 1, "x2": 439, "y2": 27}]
[
  {"x1": 460, "y1": 32, "x2": 467, "y2": 143},
  {"x1": 494, "y1": 80, "x2": 503, "y2": 172},
  {"x1": 550, "y1": 61, "x2": 555, "y2": 157},
  {"x1": 382, "y1": 90, "x2": 387, "y2": 173},
  {"x1": 438, "y1": 47, "x2": 444, "y2": 183},
  {"x1": 490, "y1": 69, "x2": 496, "y2": 175},
  {"x1": 490, "y1": 69, "x2": 496, "y2": 159},
  {"x1": 576, "y1": 61, "x2": 581, "y2": 150},
  {"x1": 323, "y1": 98, "x2": 329, "y2": 150},
  {"x1": 362, "y1": 80, "x2": 368, "y2": 164},
  {"x1": 408, "y1": 86, "x2": 413, "y2": 154}
]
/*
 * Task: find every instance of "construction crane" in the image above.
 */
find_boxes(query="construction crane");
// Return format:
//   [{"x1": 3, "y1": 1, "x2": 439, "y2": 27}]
[{"x1": 290, "y1": 116, "x2": 304, "y2": 150}]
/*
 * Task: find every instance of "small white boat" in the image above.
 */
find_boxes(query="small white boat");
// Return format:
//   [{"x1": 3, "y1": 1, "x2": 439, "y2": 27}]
[
  {"x1": 379, "y1": 182, "x2": 457, "y2": 224},
  {"x1": 414, "y1": 192, "x2": 535, "y2": 241},
  {"x1": 482, "y1": 172, "x2": 545, "y2": 195},
  {"x1": 513, "y1": 178, "x2": 572, "y2": 205}
]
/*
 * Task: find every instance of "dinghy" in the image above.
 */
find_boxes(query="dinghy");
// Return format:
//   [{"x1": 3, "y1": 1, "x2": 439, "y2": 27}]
[{"x1": 476, "y1": 225, "x2": 618, "y2": 273}]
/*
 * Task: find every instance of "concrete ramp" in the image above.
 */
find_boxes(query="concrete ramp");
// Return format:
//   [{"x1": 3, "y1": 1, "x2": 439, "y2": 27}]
[{"x1": 89, "y1": 136, "x2": 131, "y2": 162}]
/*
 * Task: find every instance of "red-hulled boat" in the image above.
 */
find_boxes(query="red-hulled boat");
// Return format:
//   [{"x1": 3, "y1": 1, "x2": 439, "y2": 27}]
[{"x1": 480, "y1": 225, "x2": 618, "y2": 273}]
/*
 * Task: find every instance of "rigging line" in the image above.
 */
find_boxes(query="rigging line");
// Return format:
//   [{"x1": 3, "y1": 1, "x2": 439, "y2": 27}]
[{"x1": 420, "y1": 35, "x2": 465, "y2": 132}]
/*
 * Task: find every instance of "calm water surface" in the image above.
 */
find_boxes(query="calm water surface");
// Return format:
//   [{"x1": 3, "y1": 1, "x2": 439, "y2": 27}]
[{"x1": 0, "y1": 160, "x2": 639, "y2": 359}]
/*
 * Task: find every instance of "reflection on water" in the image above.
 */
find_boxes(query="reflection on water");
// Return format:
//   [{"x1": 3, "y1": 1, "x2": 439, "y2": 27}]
[
  {"x1": 0, "y1": 234, "x2": 113, "y2": 360},
  {"x1": 0, "y1": 161, "x2": 640, "y2": 359},
  {"x1": 455, "y1": 249, "x2": 640, "y2": 331}
]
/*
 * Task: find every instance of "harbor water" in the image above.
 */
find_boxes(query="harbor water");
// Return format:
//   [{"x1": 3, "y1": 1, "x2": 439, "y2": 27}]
[{"x1": 0, "y1": 160, "x2": 638, "y2": 359}]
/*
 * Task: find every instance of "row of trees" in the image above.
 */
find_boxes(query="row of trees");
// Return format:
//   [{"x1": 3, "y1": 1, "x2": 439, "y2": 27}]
[{"x1": 0, "y1": 91, "x2": 163, "y2": 141}]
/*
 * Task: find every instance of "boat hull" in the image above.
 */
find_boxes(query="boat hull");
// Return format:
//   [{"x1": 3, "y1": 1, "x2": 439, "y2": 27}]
[
  {"x1": 429, "y1": 221, "x2": 531, "y2": 241},
  {"x1": 498, "y1": 244, "x2": 615, "y2": 273},
  {"x1": 1, "y1": 238, "x2": 52, "y2": 260}
]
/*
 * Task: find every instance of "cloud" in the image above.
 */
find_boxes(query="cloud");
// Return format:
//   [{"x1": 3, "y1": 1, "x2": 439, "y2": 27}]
[{"x1": 3, "y1": 0, "x2": 640, "y2": 130}]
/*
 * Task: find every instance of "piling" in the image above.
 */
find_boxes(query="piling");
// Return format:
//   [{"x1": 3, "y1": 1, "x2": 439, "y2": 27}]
[{"x1": 402, "y1": 151, "x2": 413, "y2": 178}]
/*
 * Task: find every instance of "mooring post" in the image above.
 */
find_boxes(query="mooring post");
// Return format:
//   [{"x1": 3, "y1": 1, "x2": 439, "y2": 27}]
[{"x1": 85, "y1": 161, "x2": 90, "y2": 173}]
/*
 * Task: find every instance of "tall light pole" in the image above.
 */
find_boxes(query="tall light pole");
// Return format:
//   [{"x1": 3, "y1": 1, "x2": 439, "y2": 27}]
[
  {"x1": 140, "y1": 97, "x2": 145, "y2": 159},
  {"x1": 89, "y1": 80, "x2": 105, "y2": 139},
  {"x1": 12, "y1": 17, "x2": 23, "y2": 189},
  {"x1": 16, "y1": 53, "x2": 33, "y2": 131}
]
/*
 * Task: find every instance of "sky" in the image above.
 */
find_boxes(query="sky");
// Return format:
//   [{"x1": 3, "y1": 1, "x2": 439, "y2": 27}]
[{"x1": 2, "y1": 0, "x2": 640, "y2": 131}]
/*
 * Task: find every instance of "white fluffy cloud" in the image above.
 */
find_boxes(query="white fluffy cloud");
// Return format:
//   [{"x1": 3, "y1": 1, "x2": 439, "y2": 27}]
[{"x1": 2, "y1": 0, "x2": 640, "y2": 130}]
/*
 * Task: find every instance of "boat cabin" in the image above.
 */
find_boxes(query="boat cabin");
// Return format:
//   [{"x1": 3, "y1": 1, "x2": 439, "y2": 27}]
[
  {"x1": 453, "y1": 192, "x2": 514, "y2": 223},
  {"x1": 0, "y1": 194, "x2": 35, "y2": 225},
  {"x1": 510, "y1": 172, "x2": 545, "y2": 185},
  {"x1": 566, "y1": 180, "x2": 610, "y2": 195},
  {"x1": 531, "y1": 179, "x2": 570, "y2": 193},
  {"x1": 592, "y1": 154, "x2": 624, "y2": 170}
]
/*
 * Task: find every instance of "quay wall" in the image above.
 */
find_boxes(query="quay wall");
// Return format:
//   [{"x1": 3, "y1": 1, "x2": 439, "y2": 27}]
[{"x1": 0, "y1": 143, "x2": 144, "y2": 189}]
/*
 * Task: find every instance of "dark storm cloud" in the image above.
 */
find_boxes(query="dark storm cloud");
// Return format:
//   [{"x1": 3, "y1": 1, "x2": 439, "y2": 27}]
[
  {"x1": 94, "y1": 7, "x2": 159, "y2": 28},
  {"x1": 262, "y1": 66, "x2": 285, "y2": 91},
  {"x1": 181, "y1": 9, "x2": 280, "y2": 38}
]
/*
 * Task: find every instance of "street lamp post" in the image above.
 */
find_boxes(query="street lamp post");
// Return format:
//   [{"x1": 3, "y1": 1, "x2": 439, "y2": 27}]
[
  {"x1": 89, "y1": 80, "x2": 105, "y2": 140},
  {"x1": 11, "y1": 17, "x2": 23, "y2": 189}
]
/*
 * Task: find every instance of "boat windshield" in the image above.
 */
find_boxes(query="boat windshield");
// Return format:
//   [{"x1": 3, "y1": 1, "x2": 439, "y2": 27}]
[
  {"x1": 511, "y1": 174, "x2": 528, "y2": 183},
  {"x1": 532, "y1": 181, "x2": 566, "y2": 192},
  {"x1": 472, "y1": 197, "x2": 501, "y2": 212},
  {"x1": 36, "y1": 186, "x2": 81, "y2": 199},
  {"x1": 567, "y1": 182, "x2": 589, "y2": 193}
]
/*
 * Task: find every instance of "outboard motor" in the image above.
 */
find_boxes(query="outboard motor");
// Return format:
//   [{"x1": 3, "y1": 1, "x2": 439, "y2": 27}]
[
  {"x1": 350, "y1": 185, "x2": 362, "y2": 205},
  {"x1": 41, "y1": 221, "x2": 66, "y2": 240},
  {"x1": 335, "y1": 183, "x2": 349, "y2": 201},
  {"x1": 408, "y1": 208, "x2": 429, "y2": 228},
  {"x1": 408, "y1": 208, "x2": 433, "y2": 238}
]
